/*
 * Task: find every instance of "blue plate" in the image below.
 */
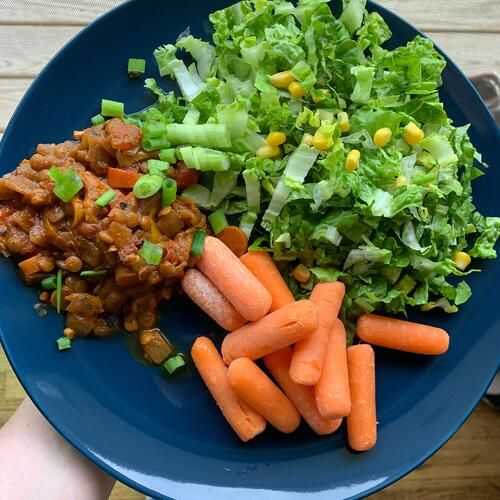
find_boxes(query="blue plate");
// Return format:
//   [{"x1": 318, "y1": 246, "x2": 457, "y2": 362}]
[{"x1": 0, "y1": 1, "x2": 499, "y2": 499}]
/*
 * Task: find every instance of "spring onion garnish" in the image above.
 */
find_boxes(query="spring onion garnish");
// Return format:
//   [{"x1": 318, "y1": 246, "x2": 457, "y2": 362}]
[
  {"x1": 163, "y1": 354, "x2": 186, "y2": 375},
  {"x1": 162, "y1": 178, "x2": 177, "y2": 207},
  {"x1": 148, "y1": 159, "x2": 170, "y2": 176},
  {"x1": 133, "y1": 175, "x2": 163, "y2": 199},
  {"x1": 142, "y1": 136, "x2": 171, "y2": 152},
  {"x1": 208, "y1": 209, "x2": 228, "y2": 235},
  {"x1": 159, "y1": 148, "x2": 177, "y2": 164},
  {"x1": 128, "y1": 58, "x2": 146, "y2": 78},
  {"x1": 48, "y1": 166, "x2": 83, "y2": 203},
  {"x1": 95, "y1": 189, "x2": 116, "y2": 208},
  {"x1": 91, "y1": 114, "x2": 105, "y2": 126},
  {"x1": 56, "y1": 269, "x2": 63, "y2": 314},
  {"x1": 190, "y1": 230, "x2": 206, "y2": 257},
  {"x1": 57, "y1": 337, "x2": 72, "y2": 351},
  {"x1": 80, "y1": 270, "x2": 108, "y2": 279},
  {"x1": 41, "y1": 275, "x2": 57, "y2": 290},
  {"x1": 101, "y1": 99, "x2": 124, "y2": 118},
  {"x1": 139, "y1": 241, "x2": 163, "y2": 266}
]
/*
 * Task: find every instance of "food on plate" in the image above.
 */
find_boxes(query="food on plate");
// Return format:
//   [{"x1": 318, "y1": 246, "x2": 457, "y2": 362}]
[
  {"x1": 240, "y1": 251, "x2": 295, "y2": 312},
  {"x1": 191, "y1": 337, "x2": 267, "y2": 442},
  {"x1": 357, "y1": 313, "x2": 450, "y2": 355},
  {"x1": 197, "y1": 236, "x2": 272, "y2": 321},
  {"x1": 264, "y1": 348, "x2": 342, "y2": 435},
  {"x1": 315, "y1": 319, "x2": 352, "y2": 419},
  {"x1": 228, "y1": 357, "x2": 301, "y2": 434},
  {"x1": 181, "y1": 269, "x2": 246, "y2": 331},
  {"x1": 221, "y1": 300, "x2": 318, "y2": 364},
  {"x1": 347, "y1": 344, "x2": 377, "y2": 452},
  {"x1": 290, "y1": 281, "x2": 345, "y2": 385}
]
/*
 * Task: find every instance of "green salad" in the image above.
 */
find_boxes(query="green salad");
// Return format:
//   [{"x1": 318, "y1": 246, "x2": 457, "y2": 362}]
[{"x1": 122, "y1": 0, "x2": 500, "y2": 320}]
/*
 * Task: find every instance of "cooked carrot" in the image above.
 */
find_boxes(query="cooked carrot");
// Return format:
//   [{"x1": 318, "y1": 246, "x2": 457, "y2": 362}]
[
  {"x1": 347, "y1": 344, "x2": 377, "y2": 452},
  {"x1": 191, "y1": 337, "x2": 266, "y2": 442},
  {"x1": 315, "y1": 319, "x2": 351, "y2": 419},
  {"x1": 228, "y1": 357, "x2": 301, "y2": 434},
  {"x1": 222, "y1": 300, "x2": 318, "y2": 364},
  {"x1": 240, "y1": 251, "x2": 294, "y2": 312},
  {"x1": 217, "y1": 226, "x2": 248, "y2": 257},
  {"x1": 18, "y1": 255, "x2": 41, "y2": 276},
  {"x1": 264, "y1": 348, "x2": 342, "y2": 435},
  {"x1": 107, "y1": 167, "x2": 141, "y2": 189},
  {"x1": 182, "y1": 269, "x2": 246, "y2": 332},
  {"x1": 196, "y1": 236, "x2": 272, "y2": 322},
  {"x1": 357, "y1": 313, "x2": 450, "y2": 355},
  {"x1": 290, "y1": 281, "x2": 346, "y2": 385}
]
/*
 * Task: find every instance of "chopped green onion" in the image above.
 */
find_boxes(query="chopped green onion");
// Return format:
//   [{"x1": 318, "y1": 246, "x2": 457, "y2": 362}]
[
  {"x1": 162, "y1": 178, "x2": 177, "y2": 207},
  {"x1": 165, "y1": 123, "x2": 231, "y2": 149},
  {"x1": 183, "y1": 108, "x2": 201, "y2": 125},
  {"x1": 163, "y1": 354, "x2": 186, "y2": 375},
  {"x1": 178, "y1": 146, "x2": 231, "y2": 172},
  {"x1": 57, "y1": 337, "x2": 72, "y2": 351},
  {"x1": 48, "y1": 166, "x2": 83, "y2": 203},
  {"x1": 142, "y1": 136, "x2": 171, "y2": 152},
  {"x1": 91, "y1": 114, "x2": 105, "y2": 126},
  {"x1": 80, "y1": 270, "x2": 108, "y2": 279},
  {"x1": 56, "y1": 270, "x2": 63, "y2": 314},
  {"x1": 143, "y1": 121, "x2": 167, "y2": 139},
  {"x1": 208, "y1": 209, "x2": 228, "y2": 235},
  {"x1": 101, "y1": 99, "x2": 124, "y2": 118},
  {"x1": 41, "y1": 275, "x2": 57, "y2": 290},
  {"x1": 133, "y1": 175, "x2": 163, "y2": 199},
  {"x1": 159, "y1": 148, "x2": 177, "y2": 164},
  {"x1": 191, "y1": 230, "x2": 206, "y2": 257},
  {"x1": 95, "y1": 189, "x2": 116, "y2": 208},
  {"x1": 128, "y1": 58, "x2": 146, "y2": 78},
  {"x1": 139, "y1": 240, "x2": 163, "y2": 266},
  {"x1": 148, "y1": 159, "x2": 170, "y2": 176}
]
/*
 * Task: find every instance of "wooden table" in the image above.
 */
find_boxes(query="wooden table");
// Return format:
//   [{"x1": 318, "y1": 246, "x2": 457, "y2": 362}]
[{"x1": 0, "y1": 2, "x2": 499, "y2": 498}]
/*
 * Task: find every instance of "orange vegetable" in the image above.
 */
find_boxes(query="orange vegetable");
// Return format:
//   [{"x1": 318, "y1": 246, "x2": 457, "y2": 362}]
[
  {"x1": 347, "y1": 344, "x2": 377, "y2": 452},
  {"x1": 196, "y1": 236, "x2": 272, "y2": 322},
  {"x1": 217, "y1": 226, "x2": 248, "y2": 257},
  {"x1": 240, "y1": 252, "x2": 294, "y2": 312},
  {"x1": 315, "y1": 319, "x2": 351, "y2": 419},
  {"x1": 264, "y1": 348, "x2": 342, "y2": 435},
  {"x1": 191, "y1": 337, "x2": 266, "y2": 442},
  {"x1": 228, "y1": 357, "x2": 301, "y2": 434},
  {"x1": 182, "y1": 269, "x2": 246, "y2": 332},
  {"x1": 221, "y1": 300, "x2": 318, "y2": 364},
  {"x1": 18, "y1": 255, "x2": 42, "y2": 276},
  {"x1": 107, "y1": 167, "x2": 141, "y2": 189},
  {"x1": 290, "y1": 281, "x2": 345, "y2": 385},
  {"x1": 357, "y1": 313, "x2": 450, "y2": 355}
]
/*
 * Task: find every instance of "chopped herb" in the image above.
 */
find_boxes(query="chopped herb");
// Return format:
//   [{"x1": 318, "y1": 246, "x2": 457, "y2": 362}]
[
  {"x1": 91, "y1": 114, "x2": 105, "y2": 126},
  {"x1": 101, "y1": 99, "x2": 124, "y2": 118},
  {"x1": 163, "y1": 354, "x2": 186, "y2": 375},
  {"x1": 48, "y1": 166, "x2": 83, "y2": 203},
  {"x1": 139, "y1": 240, "x2": 163, "y2": 266},
  {"x1": 95, "y1": 189, "x2": 116, "y2": 208},
  {"x1": 191, "y1": 230, "x2": 206, "y2": 257},
  {"x1": 57, "y1": 337, "x2": 72, "y2": 351},
  {"x1": 80, "y1": 270, "x2": 108, "y2": 278},
  {"x1": 41, "y1": 275, "x2": 57, "y2": 290},
  {"x1": 128, "y1": 58, "x2": 146, "y2": 78}
]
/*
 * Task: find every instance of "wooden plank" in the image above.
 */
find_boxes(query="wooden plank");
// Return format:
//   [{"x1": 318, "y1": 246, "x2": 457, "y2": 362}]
[
  {"x1": 0, "y1": 26, "x2": 498, "y2": 80},
  {"x1": 0, "y1": 79, "x2": 31, "y2": 132},
  {"x1": 0, "y1": 0, "x2": 498, "y2": 33}
]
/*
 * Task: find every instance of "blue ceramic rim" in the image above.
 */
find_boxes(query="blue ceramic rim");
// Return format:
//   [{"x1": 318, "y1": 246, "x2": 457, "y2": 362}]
[{"x1": 0, "y1": 1, "x2": 499, "y2": 498}]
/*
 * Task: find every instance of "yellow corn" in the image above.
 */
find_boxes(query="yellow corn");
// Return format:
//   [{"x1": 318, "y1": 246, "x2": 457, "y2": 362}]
[
  {"x1": 302, "y1": 133, "x2": 314, "y2": 146},
  {"x1": 394, "y1": 175, "x2": 407, "y2": 188},
  {"x1": 266, "y1": 131, "x2": 287, "y2": 147},
  {"x1": 292, "y1": 264, "x2": 311, "y2": 284},
  {"x1": 345, "y1": 149, "x2": 361, "y2": 172},
  {"x1": 338, "y1": 112, "x2": 351, "y2": 133},
  {"x1": 270, "y1": 70, "x2": 295, "y2": 89},
  {"x1": 312, "y1": 133, "x2": 331, "y2": 151},
  {"x1": 256, "y1": 144, "x2": 281, "y2": 159},
  {"x1": 404, "y1": 122, "x2": 425, "y2": 146},
  {"x1": 373, "y1": 127, "x2": 392, "y2": 148},
  {"x1": 288, "y1": 81, "x2": 305, "y2": 98},
  {"x1": 453, "y1": 251, "x2": 471, "y2": 271}
]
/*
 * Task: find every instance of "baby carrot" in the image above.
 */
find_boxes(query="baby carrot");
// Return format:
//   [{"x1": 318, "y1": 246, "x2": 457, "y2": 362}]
[
  {"x1": 217, "y1": 226, "x2": 248, "y2": 257},
  {"x1": 347, "y1": 344, "x2": 377, "y2": 452},
  {"x1": 240, "y1": 251, "x2": 294, "y2": 312},
  {"x1": 191, "y1": 337, "x2": 266, "y2": 442},
  {"x1": 197, "y1": 236, "x2": 272, "y2": 322},
  {"x1": 357, "y1": 313, "x2": 450, "y2": 355},
  {"x1": 228, "y1": 357, "x2": 301, "y2": 434},
  {"x1": 264, "y1": 348, "x2": 342, "y2": 435},
  {"x1": 182, "y1": 270, "x2": 246, "y2": 331},
  {"x1": 221, "y1": 300, "x2": 318, "y2": 364},
  {"x1": 315, "y1": 319, "x2": 351, "y2": 419},
  {"x1": 290, "y1": 281, "x2": 346, "y2": 386}
]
